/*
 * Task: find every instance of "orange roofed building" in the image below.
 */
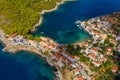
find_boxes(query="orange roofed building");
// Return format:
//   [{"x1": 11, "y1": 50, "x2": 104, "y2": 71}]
[
  {"x1": 80, "y1": 42, "x2": 88, "y2": 47},
  {"x1": 91, "y1": 48, "x2": 98, "y2": 53},
  {"x1": 88, "y1": 53, "x2": 96, "y2": 60},
  {"x1": 10, "y1": 33, "x2": 17, "y2": 39},
  {"x1": 92, "y1": 60, "x2": 100, "y2": 67},
  {"x1": 54, "y1": 53, "x2": 62, "y2": 60},
  {"x1": 66, "y1": 52, "x2": 75, "y2": 59},
  {"x1": 106, "y1": 47, "x2": 113, "y2": 55},
  {"x1": 111, "y1": 66, "x2": 118, "y2": 73},
  {"x1": 78, "y1": 76, "x2": 84, "y2": 80}
]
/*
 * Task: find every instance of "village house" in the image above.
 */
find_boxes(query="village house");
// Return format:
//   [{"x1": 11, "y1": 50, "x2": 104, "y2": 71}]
[
  {"x1": 100, "y1": 57, "x2": 107, "y2": 62},
  {"x1": 74, "y1": 67, "x2": 80, "y2": 75},
  {"x1": 62, "y1": 52, "x2": 75, "y2": 63},
  {"x1": 79, "y1": 42, "x2": 88, "y2": 47},
  {"x1": 61, "y1": 56, "x2": 67, "y2": 63},
  {"x1": 90, "y1": 76, "x2": 94, "y2": 80},
  {"x1": 9, "y1": 33, "x2": 17, "y2": 40},
  {"x1": 40, "y1": 37, "x2": 48, "y2": 42},
  {"x1": 92, "y1": 60, "x2": 100, "y2": 67},
  {"x1": 78, "y1": 76, "x2": 84, "y2": 80},
  {"x1": 54, "y1": 53, "x2": 62, "y2": 61},
  {"x1": 28, "y1": 40, "x2": 37, "y2": 47},
  {"x1": 111, "y1": 66, "x2": 118, "y2": 73},
  {"x1": 88, "y1": 53, "x2": 96, "y2": 60},
  {"x1": 91, "y1": 48, "x2": 98, "y2": 53},
  {"x1": 106, "y1": 47, "x2": 113, "y2": 55}
]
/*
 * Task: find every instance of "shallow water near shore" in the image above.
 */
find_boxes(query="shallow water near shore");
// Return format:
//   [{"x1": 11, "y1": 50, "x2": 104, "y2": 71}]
[
  {"x1": 34, "y1": 0, "x2": 120, "y2": 44},
  {"x1": 0, "y1": 44, "x2": 55, "y2": 80}
]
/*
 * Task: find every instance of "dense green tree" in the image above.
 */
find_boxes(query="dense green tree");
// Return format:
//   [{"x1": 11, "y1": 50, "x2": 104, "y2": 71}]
[{"x1": 0, "y1": 0, "x2": 61, "y2": 35}]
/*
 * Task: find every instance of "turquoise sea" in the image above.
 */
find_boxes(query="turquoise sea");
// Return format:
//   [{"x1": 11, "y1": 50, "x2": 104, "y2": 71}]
[
  {"x1": 0, "y1": 44, "x2": 55, "y2": 80},
  {"x1": 34, "y1": 0, "x2": 120, "y2": 44},
  {"x1": 1, "y1": 0, "x2": 120, "y2": 80}
]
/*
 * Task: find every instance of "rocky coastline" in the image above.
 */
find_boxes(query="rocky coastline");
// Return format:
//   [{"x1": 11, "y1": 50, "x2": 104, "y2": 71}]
[
  {"x1": 31, "y1": 0, "x2": 65, "y2": 32},
  {"x1": 0, "y1": 29, "x2": 64, "y2": 80},
  {"x1": 0, "y1": 1, "x2": 71, "y2": 80}
]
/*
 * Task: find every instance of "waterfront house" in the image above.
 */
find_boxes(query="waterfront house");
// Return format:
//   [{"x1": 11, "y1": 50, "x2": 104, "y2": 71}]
[
  {"x1": 75, "y1": 67, "x2": 79, "y2": 75},
  {"x1": 41, "y1": 37, "x2": 48, "y2": 42},
  {"x1": 28, "y1": 40, "x2": 36, "y2": 47},
  {"x1": 9, "y1": 33, "x2": 17, "y2": 40},
  {"x1": 80, "y1": 42, "x2": 88, "y2": 47}
]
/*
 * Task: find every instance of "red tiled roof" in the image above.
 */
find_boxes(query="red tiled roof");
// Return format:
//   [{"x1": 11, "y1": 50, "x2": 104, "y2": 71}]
[
  {"x1": 43, "y1": 46, "x2": 46, "y2": 49},
  {"x1": 92, "y1": 60, "x2": 99, "y2": 65},
  {"x1": 111, "y1": 66, "x2": 118, "y2": 73},
  {"x1": 55, "y1": 53, "x2": 62, "y2": 60},
  {"x1": 107, "y1": 47, "x2": 112, "y2": 52},
  {"x1": 58, "y1": 50, "x2": 64, "y2": 53},
  {"x1": 49, "y1": 44, "x2": 56, "y2": 48},
  {"x1": 101, "y1": 58, "x2": 106, "y2": 62},
  {"x1": 92, "y1": 48, "x2": 98, "y2": 52},
  {"x1": 61, "y1": 56, "x2": 66, "y2": 61},
  {"x1": 75, "y1": 67, "x2": 79, "y2": 72},
  {"x1": 10, "y1": 33, "x2": 17, "y2": 38},
  {"x1": 66, "y1": 53, "x2": 74, "y2": 59},
  {"x1": 81, "y1": 42, "x2": 88, "y2": 47},
  {"x1": 89, "y1": 53, "x2": 96, "y2": 58},
  {"x1": 67, "y1": 61, "x2": 72, "y2": 66},
  {"x1": 47, "y1": 47, "x2": 51, "y2": 50},
  {"x1": 78, "y1": 76, "x2": 84, "y2": 80}
]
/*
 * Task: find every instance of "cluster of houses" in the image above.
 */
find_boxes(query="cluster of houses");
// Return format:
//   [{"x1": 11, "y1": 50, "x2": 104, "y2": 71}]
[
  {"x1": 79, "y1": 41, "x2": 108, "y2": 67},
  {"x1": 78, "y1": 16, "x2": 120, "y2": 78},
  {"x1": 8, "y1": 33, "x2": 79, "y2": 68},
  {"x1": 53, "y1": 49, "x2": 78, "y2": 68},
  {"x1": 8, "y1": 16, "x2": 120, "y2": 80},
  {"x1": 79, "y1": 17, "x2": 118, "y2": 67},
  {"x1": 8, "y1": 33, "x2": 40, "y2": 47},
  {"x1": 8, "y1": 33, "x2": 58, "y2": 51}
]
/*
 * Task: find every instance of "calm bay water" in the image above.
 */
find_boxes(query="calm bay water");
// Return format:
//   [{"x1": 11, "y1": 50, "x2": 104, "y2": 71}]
[
  {"x1": 0, "y1": 44, "x2": 55, "y2": 80},
  {"x1": 1, "y1": 0, "x2": 120, "y2": 80},
  {"x1": 34, "y1": 0, "x2": 120, "y2": 44}
]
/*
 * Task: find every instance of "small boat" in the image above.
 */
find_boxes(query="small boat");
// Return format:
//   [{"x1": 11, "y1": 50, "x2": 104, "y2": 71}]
[
  {"x1": 75, "y1": 20, "x2": 81, "y2": 24},
  {"x1": 77, "y1": 25, "x2": 80, "y2": 27}
]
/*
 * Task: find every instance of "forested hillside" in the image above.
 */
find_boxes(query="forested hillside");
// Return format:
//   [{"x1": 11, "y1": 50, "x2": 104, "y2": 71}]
[{"x1": 0, "y1": 0, "x2": 61, "y2": 35}]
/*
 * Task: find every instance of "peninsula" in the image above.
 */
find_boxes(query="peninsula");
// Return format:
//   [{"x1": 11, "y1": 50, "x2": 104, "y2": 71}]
[{"x1": 0, "y1": 0, "x2": 120, "y2": 80}]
